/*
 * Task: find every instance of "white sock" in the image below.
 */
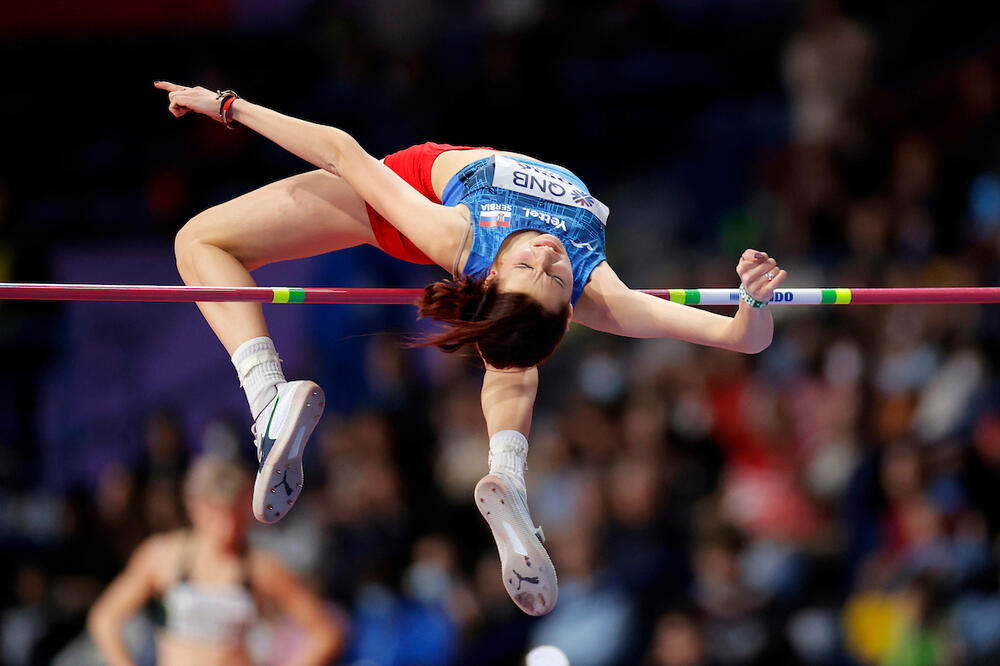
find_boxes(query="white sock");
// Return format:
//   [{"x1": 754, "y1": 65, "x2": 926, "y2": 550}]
[
  {"x1": 489, "y1": 430, "x2": 528, "y2": 498},
  {"x1": 231, "y1": 336, "x2": 285, "y2": 418}
]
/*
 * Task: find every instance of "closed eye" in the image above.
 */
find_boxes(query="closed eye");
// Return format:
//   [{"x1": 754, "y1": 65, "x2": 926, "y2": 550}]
[{"x1": 517, "y1": 263, "x2": 565, "y2": 288}]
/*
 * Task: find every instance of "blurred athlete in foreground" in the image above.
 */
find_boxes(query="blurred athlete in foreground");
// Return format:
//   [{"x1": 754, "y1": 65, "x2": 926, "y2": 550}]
[{"x1": 88, "y1": 455, "x2": 343, "y2": 666}]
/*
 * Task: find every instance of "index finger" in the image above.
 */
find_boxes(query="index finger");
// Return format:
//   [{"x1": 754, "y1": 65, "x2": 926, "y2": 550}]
[{"x1": 153, "y1": 81, "x2": 185, "y2": 92}]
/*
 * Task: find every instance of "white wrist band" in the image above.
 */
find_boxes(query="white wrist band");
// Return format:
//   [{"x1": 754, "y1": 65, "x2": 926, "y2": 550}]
[{"x1": 739, "y1": 283, "x2": 769, "y2": 308}]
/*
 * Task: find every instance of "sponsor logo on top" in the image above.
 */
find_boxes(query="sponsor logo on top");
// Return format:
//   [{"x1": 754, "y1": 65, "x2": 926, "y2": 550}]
[
  {"x1": 571, "y1": 188, "x2": 594, "y2": 207},
  {"x1": 519, "y1": 207, "x2": 597, "y2": 252},
  {"x1": 492, "y1": 155, "x2": 610, "y2": 224},
  {"x1": 521, "y1": 207, "x2": 568, "y2": 232}
]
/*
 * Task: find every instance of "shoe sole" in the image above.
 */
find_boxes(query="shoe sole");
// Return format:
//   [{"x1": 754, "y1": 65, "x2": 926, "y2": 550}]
[
  {"x1": 252, "y1": 381, "x2": 324, "y2": 523},
  {"x1": 475, "y1": 474, "x2": 558, "y2": 616}
]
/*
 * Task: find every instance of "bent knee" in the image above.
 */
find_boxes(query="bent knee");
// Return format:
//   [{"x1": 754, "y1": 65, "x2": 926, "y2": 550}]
[
  {"x1": 174, "y1": 215, "x2": 210, "y2": 272},
  {"x1": 174, "y1": 209, "x2": 256, "y2": 272}
]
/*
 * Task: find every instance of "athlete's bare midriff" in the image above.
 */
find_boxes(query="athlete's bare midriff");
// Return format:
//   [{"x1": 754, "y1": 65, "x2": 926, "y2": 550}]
[{"x1": 157, "y1": 634, "x2": 253, "y2": 666}]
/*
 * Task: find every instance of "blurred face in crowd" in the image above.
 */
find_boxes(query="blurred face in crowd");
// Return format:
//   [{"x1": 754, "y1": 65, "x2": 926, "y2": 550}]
[
  {"x1": 652, "y1": 612, "x2": 706, "y2": 666},
  {"x1": 694, "y1": 541, "x2": 740, "y2": 587},
  {"x1": 608, "y1": 457, "x2": 661, "y2": 527},
  {"x1": 881, "y1": 445, "x2": 922, "y2": 501},
  {"x1": 548, "y1": 526, "x2": 598, "y2": 580},
  {"x1": 900, "y1": 498, "x2": 942, "y2": 545},
  {"x1": 96, "y1": 462, "x2": 137, "y2": 521}
]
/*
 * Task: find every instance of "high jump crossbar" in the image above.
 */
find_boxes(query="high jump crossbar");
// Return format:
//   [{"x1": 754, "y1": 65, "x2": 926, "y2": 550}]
[{"x1": 1, "y1": 284, "x2": 999, "y2": 305}]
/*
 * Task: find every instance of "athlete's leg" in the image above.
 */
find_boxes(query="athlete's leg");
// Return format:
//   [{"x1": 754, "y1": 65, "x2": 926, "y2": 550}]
[
  {"x1": 174, "y1": 168, "x2": 375, "y2": 354},
  {"x1": 174, "y1": 168, "x2": 375, "y2": 522},
  {"x1": 476, "y1": 368, "x2": 557, "y2": 616}
]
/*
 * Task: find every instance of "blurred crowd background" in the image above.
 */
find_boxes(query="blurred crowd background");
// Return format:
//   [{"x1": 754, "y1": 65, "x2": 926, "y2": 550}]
[{"x1": 3, "y1": 0, "x2": 1000, "y2": 664}]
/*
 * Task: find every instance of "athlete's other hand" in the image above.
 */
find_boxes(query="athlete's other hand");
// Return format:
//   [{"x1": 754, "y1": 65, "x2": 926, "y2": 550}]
[
  {"x1": 153, "y1": 81, "x2": 222, "y2": 121},
  {"x1": 737, "y1": 249, "x2": 787, "y2": 303}
]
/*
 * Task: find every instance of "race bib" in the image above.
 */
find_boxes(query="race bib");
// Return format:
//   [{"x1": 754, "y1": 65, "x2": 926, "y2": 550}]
[{"x1": 492, "y1": 155, "x2": 609, "y2": 224}]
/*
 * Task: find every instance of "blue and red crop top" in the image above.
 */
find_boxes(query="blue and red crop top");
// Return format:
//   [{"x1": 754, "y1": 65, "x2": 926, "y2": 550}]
[{"x1": 441, "y1": 154, "x2": 609, "y2": 305}]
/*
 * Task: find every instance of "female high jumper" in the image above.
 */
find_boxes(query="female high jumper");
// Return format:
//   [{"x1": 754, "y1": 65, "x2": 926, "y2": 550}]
[{"x1": 155, "y1": 81, "x2": 788, "y2": 616}]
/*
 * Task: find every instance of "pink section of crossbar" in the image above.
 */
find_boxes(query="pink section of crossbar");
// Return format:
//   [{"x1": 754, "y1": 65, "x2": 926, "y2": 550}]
[
  {"x1": 0, "y1": 284, "x2": 422, "y2": 304},
  {"x1": 848, "y1": 288, "x2": 1000, "y2": 304}
]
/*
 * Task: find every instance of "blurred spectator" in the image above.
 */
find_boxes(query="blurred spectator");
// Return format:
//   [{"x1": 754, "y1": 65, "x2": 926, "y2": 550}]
[
  {"x1": 646, "y1": 609, "x2": 715, "y2": 666},
  {"x1": 690, "y1": 525, "x2": 771, "y2": 664},
  {"x1": 1, "y1": 566, "x2": 49, "y2": 666},
  {"x1": 882, "y1": 575, "x2": 952, "y2": 666},
  {"x1": 344, "y1": 534, "x2": 474, "y2": 665},
  {"x1": 529, "y1": 524, "x2": 635, "y2": 666},
  {"x1": 783, "y1": 0, "x2": 874, "y2": 148},
  {"x1": 139, "y1": 409, "x2": 189, "y2": 487}
]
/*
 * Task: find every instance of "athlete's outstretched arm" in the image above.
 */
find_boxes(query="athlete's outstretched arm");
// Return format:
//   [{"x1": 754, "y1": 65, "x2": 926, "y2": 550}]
[
  {"x1": 481, "y1": 366, "x2": 539, "y2": 438},
  {"x1": 573, "y1": 250, "x2": 786, "y2": 353},
  {"x1": 154, "y1": 82, "x2": 465, "y2": 266}
]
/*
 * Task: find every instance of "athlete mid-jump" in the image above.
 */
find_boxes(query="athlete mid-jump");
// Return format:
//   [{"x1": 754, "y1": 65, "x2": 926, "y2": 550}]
[{"x1": 155, "y1": 81, "x2": 787, "y2": 615}]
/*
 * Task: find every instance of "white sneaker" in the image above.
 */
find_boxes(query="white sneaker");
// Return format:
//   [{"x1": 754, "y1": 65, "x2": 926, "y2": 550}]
[
  {"x1": 475, "y1": 473, "x2": 558, "y2": 615},
  {"x1": 251, "y1": 380, "x2": 324, "y2": 523}
]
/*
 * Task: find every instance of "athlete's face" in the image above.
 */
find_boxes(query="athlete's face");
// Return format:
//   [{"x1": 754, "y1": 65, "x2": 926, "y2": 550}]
[
  {"x1": 491, "y1": 233, "x2": 574, "y2": 313},
  {"x1": 189, "y1": 490, "x2": 251, "y2": 550}
]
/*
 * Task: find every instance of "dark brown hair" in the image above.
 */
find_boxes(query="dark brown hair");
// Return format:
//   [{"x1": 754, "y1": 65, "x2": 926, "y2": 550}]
[{"x1": 413, "y1": 275, "x2": 570, "y2": 369}]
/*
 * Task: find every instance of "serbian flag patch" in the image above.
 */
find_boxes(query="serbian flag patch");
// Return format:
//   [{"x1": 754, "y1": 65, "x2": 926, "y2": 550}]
[{"x1": 479, "y1": 210, "x2": 511, "y2": 227}]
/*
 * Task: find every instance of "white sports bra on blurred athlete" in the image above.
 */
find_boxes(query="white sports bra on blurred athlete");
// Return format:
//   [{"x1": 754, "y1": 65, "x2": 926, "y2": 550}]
[{"x1": 159, "y1": 533, "x2": 257, "y2": 644}]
